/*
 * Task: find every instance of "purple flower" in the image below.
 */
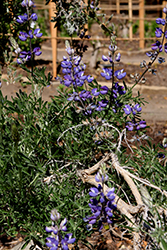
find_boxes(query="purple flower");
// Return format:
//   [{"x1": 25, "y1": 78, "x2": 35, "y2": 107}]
[
  {"x1": 155, "y1": 28, "x2": 163, "y2": 38},
  {"x1": 59, "y1": 218, "x2": 67, "y2": 232},
  {"x1": 164, "y1": 43, "x2": 167, "y2": 53},
  {"x1": 29, "y1": 30, "x2": 33, "y2": 39},
  {"x1": 115, "y1": 52, "x2": 121, "y2": 62},
  {"x1": 123, "y1": 104, "x2": 132, "y2": 115},
  {"x1": 126, "y1": 121, "x2": 134, "y2": 131},
  {"x1": 102, "y1": 55, "x2": 108, "y2": 61},
  {"x1": 46, "y1": 237, "x2": 59, "y2": 250},
  {"x1": 33, "y1": 47, "x2": 42, "y2": 56},
  {"x1": 16, "y1": 13, "x2": 28, "y2": 23},
  {"x1": 151, "y1": 41, "x2": 162, "y2": 51},
  {"x1": 21, "y1": 0, "x2": 34, "y2": 7},
  {"x1": 158, "y1": 57, "x2": 165, "y2": 63},
  {"x1": 19, "y1": 51, "x2": 31, "y2": 60},
  {"x1": 90, "y1": 1, "x2": 94, "y2": 9},
  {"x1": 78, "y1": 71, "x2": 87, "y2": 81},
  {"x1": 80, "y1": 90, "x2": 92, "y2": 101},
  {"x1": 98, "y1": 99, "x2": 108, "y2": 107},
  {"x1": 163, "y1": 7, "x2": 167, "y2": 14},
  {"x1": 106, "y1": 188, "x2": 115, "y2": 200},
  {"x1": 66, "y1": 47, "x2": 74, "y2": 55},
  {"x1": 95, "y1": 172, "x2": 108, "y2": 183},
  {"x1": 19, "y1": 31, "x2": 28, "y2": 41},
  {"x1": 30, "y1": 13, "x2": 38, "y2": 21},
  {"x1": 17, "y1": 58, "x2": 23, "y2": 64},
  {"x1": 73, "y1": 55, "x2": 81, "y2": 66},
  {"x1": 61, "y1": 60, "x2": 72, "y2": 69},
  {"x1": 132, "y1": 104, "x2": 142, "y2": 115},
  {"x1": 115, "y1": 69, "x2": 126, "y2": 80},
  {"x1": 92, "y1": 88, "x2": 100, "y2": 96},
  {"x1": 89, "y1": 187, "x2": 99, "y2": 197},
  {"x1": 34, "y1": 28, "x2": 43, "y2": 38},
  {"x1": 87, "y1": 75, "x2": 94, "y2": 83},
  {"x1": 46, "y1": 210, "x2": 75, "y2": 250},
  {"x1": 156, "y1": 18, "x2": 165, "y2": 25},
  {"x1": 85, "y1": 183, "x2": 116, "y2": 231},
  {"x1": 61, "y1": 233, "x2": 76, "y2": 250},
  {"x1": 136, "y1": 120, "x2": 146, "y2": 130},
  {"x1": 100, "y1": 86, "x2": 109, "y2": 95},
  {"x1": 101, "y1": 68, "x2": 112, "y2": 80},
  {"x1": 67, "y1": 92, "x2": 80, "y2": 101},
  {"x1": 109, "y1": 44, "x2": 117, "y2": 52},
  {"x1": 50, "y1": 209, "x2": 61, "y2": 221}
]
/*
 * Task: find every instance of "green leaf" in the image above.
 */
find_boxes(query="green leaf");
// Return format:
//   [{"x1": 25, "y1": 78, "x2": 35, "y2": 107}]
[{"x1": 160, "y1": 238, "x2": 167, "y2": 250}]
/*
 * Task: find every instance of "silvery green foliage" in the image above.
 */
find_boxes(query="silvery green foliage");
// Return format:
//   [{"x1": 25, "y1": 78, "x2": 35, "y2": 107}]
[{"x1": 46, "y1": 0, "x2": 99, "y2": 35}]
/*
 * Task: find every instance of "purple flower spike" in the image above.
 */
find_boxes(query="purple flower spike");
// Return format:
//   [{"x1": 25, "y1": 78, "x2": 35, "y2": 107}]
[
  {"x1": 115, "y1": 69, "x2": 126, "y2": 80},
  {"x1": 33, "y1": 47, "x2": 42, "y2": 56},
  {"x1": 34, "y1": 28, "x2": 43, "y2": 38},
  {"x1": 19, "y1": 31, "x2": 28, "y2": 41},
  {"x1": 155, "y1": 28, "x2": 163, "y2": 38},
  {"x1": 123, "y1": 104, "x2": 132, "y2": 115},
  {"x1": 100, "y1": 86, "x2": 109, "y2": 95}
]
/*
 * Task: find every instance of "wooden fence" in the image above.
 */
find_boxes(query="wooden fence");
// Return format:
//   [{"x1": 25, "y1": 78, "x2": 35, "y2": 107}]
[{"x1": 35, "y1": 0, "x2": 167, "y2": 77}]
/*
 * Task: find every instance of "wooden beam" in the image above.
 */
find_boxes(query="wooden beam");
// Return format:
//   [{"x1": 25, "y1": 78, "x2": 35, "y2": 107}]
[
  {"x1": 49, "y1": 1, "x2": 57, "y2": 78},
  {"x1": 116, "y1": 0, "x2": 120, "y2": 14},
  {"x1": 139, "y1": 0, "x2": 144, "y2": 49},
  {"x1": 163, "y1": 1, "x2": 167, "y2": 19},
  {"x1": 129, "y1": 0, "x2": 133, "y2": 41}
]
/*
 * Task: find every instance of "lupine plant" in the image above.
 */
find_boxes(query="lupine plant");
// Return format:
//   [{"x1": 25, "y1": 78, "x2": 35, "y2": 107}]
[
  {"x1": 84, "y1": 165, "x2": 116, "y2": 231},
  {"x1": 0, "y1": 0, "x2": 167, "y2": 250},
  {"x1": 45, "y1": 209, "x2": 76, "y2": 250},
  {"x1": 15, "y1": 0, "x2": 42, "y2": 69}
]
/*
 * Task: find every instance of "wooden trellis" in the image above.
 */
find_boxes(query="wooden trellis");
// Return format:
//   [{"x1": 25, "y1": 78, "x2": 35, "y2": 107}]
[{"x1": 36, "y1": 0, "x2": 167, "y2": 77}]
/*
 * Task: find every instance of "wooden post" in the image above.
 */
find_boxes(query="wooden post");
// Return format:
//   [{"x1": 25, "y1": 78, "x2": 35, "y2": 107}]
[
  {"x1": 163, "y1": 1, "x2": 167, "y2": 19},
  {"x1": 129, "y1": 0, "x2": 133, "y2": 41},
  {"x1": 85, "y1": 0, "x2": 88, "y2": 33},
  {"x1": 49, "y1": 1, "x2": 57, "y2": 78},
  {"x1": 139, "y1": 0, "x2": 144, "y2": 49},
  {"x1": 116, "y1": 0, "x2": 120, "y2": 14}
]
